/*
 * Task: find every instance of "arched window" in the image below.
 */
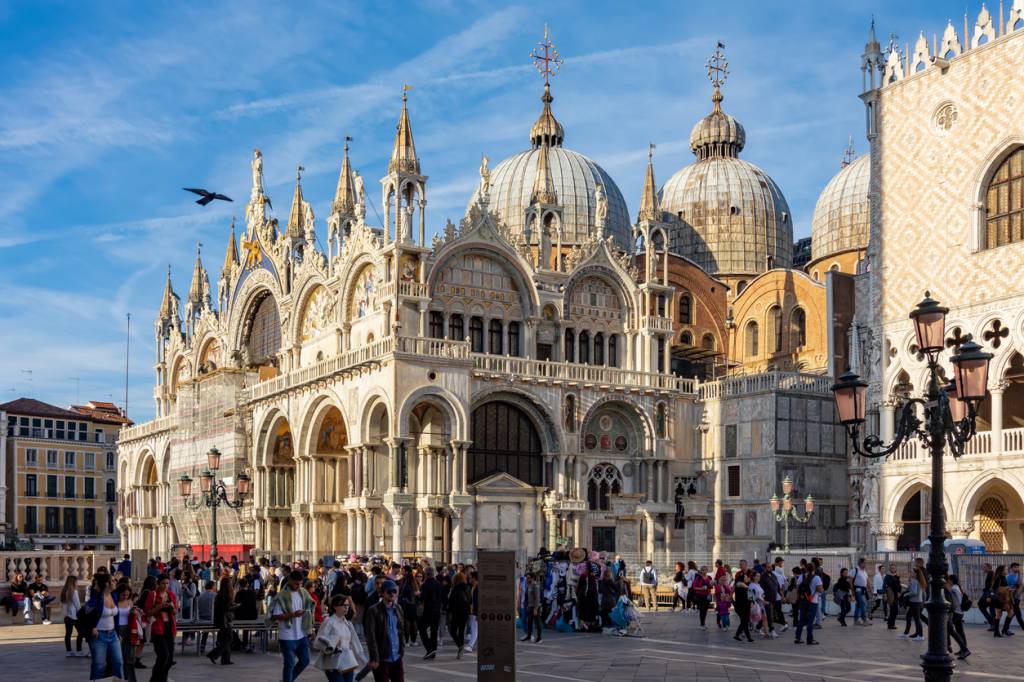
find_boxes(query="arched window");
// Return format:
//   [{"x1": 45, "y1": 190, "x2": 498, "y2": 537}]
[
  {"x1": 791, "y1": 308, "x2": 807, "y2": 348},
  {"x1": 984, "y1": 147, "x2": 1024, "y2": 248},
  {"x1": 105, "y1": 451, "x2": 115, "y2": 470},
  {"x1": 508, "y1": 321, "x2": 521, "y2": 357},
  {"x1": 106, "y1": 508, "x2": 115, "y2": 535},
  {"x1": 655, "y1": 403, "x2": 667, "y2": 438},
  {"x1": 450, "y1": 314, "x2": 465, "y2": 342},
  {"x1": 737, "y1": 280, "x2": 748, "y2": 295},
  {"x1": 702, "y1": 333, "x2": 715, "y2": 350},
  {"x1": 488, "y1": 319, "x2": 503, "y2": 355},
  {"x1": 745, "y1": 320, "x2": 759, "y2": 358},
  {"x1": 565, "y1": 328, "x2": 575, "y2": 362},
  {"x1": 579, "y1": 331, "x2": 590, "y2": 364},
  {"x1": 680, "y1": 331, "x2": 693, "y2": 346},
  {"x1": 429, "y1": 311, "x2": 444, "y2": 339},
  {"x1": 593, "y1": 333, "x2": 605, "y2": 365},
  {"x1": 608, "y1": 335, "x2": 619, "y2": 367},
  {"x1": 105, "y1": 478, "x2": 116, "y2": 503},
  {"x1": 468, "y1": 401, "x2": 543, "y2": 485},
  {"x1": 679, "y1": 293, "x2": 693, "y2": 324},
  {"x1": 469, "y1": 317, "x2": 484, "y2": 353},
  {"x1": 247, "y1": 294, "x2": 282, "y2": 363},
  {"x1": 657, "y1": 294, "x2": 666, "y2": 317},
  {"x1": 564, "y1": 394, "x2": 576, "y2": 433},
  {"x1": 770, "y1": 305, "x2": 783, "y2": 353},
  {"x1": 587, "y1": 464, "x2": 622, "y2": 511}
]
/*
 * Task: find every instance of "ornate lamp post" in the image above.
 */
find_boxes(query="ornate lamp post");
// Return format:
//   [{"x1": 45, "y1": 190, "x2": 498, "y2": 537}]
[
  {"x1": 832, "y1": 292, "x2": 992, "y2": 682},
  {"x1": 178, "y1": 447, "x2": 250, "y2": 562},
  {"x1": 769, "y1": 475, "x2": 814, "y2": 552}
]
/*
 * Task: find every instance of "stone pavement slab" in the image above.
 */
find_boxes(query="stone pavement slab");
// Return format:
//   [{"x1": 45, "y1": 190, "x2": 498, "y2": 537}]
[{"x1": 0, "y1": 610, "x2": 1015, "y2": 681}]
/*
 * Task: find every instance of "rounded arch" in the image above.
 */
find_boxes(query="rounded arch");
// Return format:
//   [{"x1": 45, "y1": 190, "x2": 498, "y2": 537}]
[
  {"x1": 972, "y1": 139, "x2": 1024, "y2": 250},
  {"x1": 195, "y1": 334, "x2": 223, "y2": 372},
  {"x1": 397, "y1": 386, "x2": 467, "y2": 442},
  {"x1": 578, "y1": 396, "x2": 655, "y2": 454},
  {"x1": 136, "y1": 450, "x2": 158, "y2": 486},
  {"x1": 298, "y1": 394, "x2": 352, "y2": 458},
  {"x1": 229, "y1": 268, "x2": 284, "y2": 353},
  {"x1": 290, "y1": 278, "x2": 333, "y2": 343},
  {"x1": 467, "y1": 399, "x2": 544, "y2": 485},
  {"x1": 954, "y1": 469, "x2": 1024, "y2": 522},
  {"x1": 471, "y1": 386, "x2": 561, "y2": 455},
  {"x1": 887, "y1": 475, "x2": 954, "y2": 525},
  {"x1": 561, "y1": 264, "x2": 637, "y2": 327},
  {"x1": 254, "y1": 409, "x2": 294, "y2": 468},
  {"x1": 359, "y1": 390, "x2": 393, "y2": 444},
  {"x1": 428, "y1": 243, "x2": 539, "y2": 318}
]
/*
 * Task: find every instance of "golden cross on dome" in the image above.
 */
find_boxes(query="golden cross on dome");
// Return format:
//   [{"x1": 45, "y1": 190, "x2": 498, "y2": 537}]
[
  {"x1": 531, "y1": 24, "x2": 563, "y2": 85},
  {"x1": 706, "y1": 41, "x2": 729, "y2": 89}
]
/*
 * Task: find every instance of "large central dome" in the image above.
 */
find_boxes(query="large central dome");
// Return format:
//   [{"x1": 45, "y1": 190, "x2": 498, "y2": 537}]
[
  {"x1": 466, "y1": 85, "x2": 631, "y2": 249},
  {"x1": 659, "y1": 81, "x2": 793, "y2": 278}
]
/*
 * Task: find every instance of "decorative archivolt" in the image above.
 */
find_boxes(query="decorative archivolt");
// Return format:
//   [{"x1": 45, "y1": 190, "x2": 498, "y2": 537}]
[{"x1": 228, "y1": 268, "x2": 287, "y2": 357}]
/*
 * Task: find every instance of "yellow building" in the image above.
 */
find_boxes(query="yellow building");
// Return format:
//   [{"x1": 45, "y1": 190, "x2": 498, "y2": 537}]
[{"x1": 2, "y1": 398, "x2": 131, "y2": 550}]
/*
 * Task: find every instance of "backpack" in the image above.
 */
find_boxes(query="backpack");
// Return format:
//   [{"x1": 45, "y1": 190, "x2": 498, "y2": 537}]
[
  {"x1": 819, "y1": 570, "x2": 831, "y2": 591},
  {"x1": 641, "y1": 568, "x2": 655, "y2": 585},
  {"x1": 797, "y1": 577, "x2": 813, "y2": 603},
  {"x1": 960, "y1": 590, "x2": 973, "y2": 612}
]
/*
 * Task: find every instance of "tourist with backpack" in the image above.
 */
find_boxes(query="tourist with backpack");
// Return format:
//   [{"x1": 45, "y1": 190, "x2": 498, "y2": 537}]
[
  {"x1": 947, "y1": 574, "x2": 971, "y2": 660},
  {"x1": 794, "y1": 563, "x2": 821, "y2": 645},
  {"x1": 638, "y1": 561, "x2": 658, "y2": 612}
]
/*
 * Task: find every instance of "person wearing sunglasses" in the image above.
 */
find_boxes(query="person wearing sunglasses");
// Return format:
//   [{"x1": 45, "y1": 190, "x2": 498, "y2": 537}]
[{"x1": 363, "y1": 580, "x2": 406, "y2": 681}]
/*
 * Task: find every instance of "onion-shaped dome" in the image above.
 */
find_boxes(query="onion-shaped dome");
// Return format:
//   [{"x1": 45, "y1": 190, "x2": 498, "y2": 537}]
[
  {"x1": 466, "y1": 86, "x2": 631, "y2": 249},
  {"x1": 810, "y1": 153, "x2": 870, "y2": 262},
  {"x1": 689, "y1": 89, "x2": 746, "y2": 160},
  {"x1": 660, "y1": 86, "x2": 792, "y2": 276}
]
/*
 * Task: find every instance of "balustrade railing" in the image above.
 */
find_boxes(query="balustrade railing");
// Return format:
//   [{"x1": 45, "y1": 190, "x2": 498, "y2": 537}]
[
  {"x1": 118, "y1": 415, "x2": 176, "y2": 443},
  {"x1": 699, "y1": 371, "x2": 833, "y2": 400},
  {"x1": 2, "y1": 551, "x2": 118, "y2": 587},
  {"x1": 1003, "y1": 427, "x2": 1024, "y2": 454},
  {"x1": 398, "y1": 280, "x2": 430, "y2": 298},
  {"x1": 395, "y1": 336, "x2": 470, "y2": 359},
  {"x1": 472, "y1": 354, "x2": 695, "y2": 393},
  {"x1": 641, "y1": 315, "x2": 674, "y2": 332}
]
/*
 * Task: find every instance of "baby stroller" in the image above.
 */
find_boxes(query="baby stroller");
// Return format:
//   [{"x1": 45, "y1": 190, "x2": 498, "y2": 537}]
[{"x1": 609, "y1": 594, "x2": 644, "y2": 637}]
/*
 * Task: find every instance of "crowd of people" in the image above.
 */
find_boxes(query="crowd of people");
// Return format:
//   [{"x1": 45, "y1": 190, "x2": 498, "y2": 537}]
[{"x1": 3, "y1": 550, "x2": 1022, "y2": 681}]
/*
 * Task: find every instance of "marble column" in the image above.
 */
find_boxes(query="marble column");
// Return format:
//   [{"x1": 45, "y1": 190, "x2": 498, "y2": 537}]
[
  {"x1": 391, "y1": 510, "x2": 404, "y2": 555},
  {"x1": 572, "y1": 513, "x2": 582, "y2": 548},
  {"x1": 425, "y1": 511, "x2": 436, "y2": 556},
  {"x1": 644, "y1": 513, "x2": 655, "y2": 560},
  {"x1": 345, "y1": 511, "x2": 355, "y2": 554},
  {"x1": 881, "y1": 400, "x2": 897, "y2": 443},
  {"x1": 451, "y1": 510, "x2": 464, "y2": 561},
  {"x1": 355, "y1": 511, "x2": 365, "y2": 555},
  {"x1": 991, "y1": 383, "x2": 1006, "y2": 456}
]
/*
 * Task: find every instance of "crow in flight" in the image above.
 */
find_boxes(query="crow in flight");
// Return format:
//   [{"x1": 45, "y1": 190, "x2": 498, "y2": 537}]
[{"x1": 183, "y1": 188, "x2": 233, "y2": 206}]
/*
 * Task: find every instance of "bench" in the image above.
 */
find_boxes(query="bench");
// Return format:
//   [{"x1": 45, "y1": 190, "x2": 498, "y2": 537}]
[{"x1": 175, "y1": 619, "x2": 271, "y2": 655}]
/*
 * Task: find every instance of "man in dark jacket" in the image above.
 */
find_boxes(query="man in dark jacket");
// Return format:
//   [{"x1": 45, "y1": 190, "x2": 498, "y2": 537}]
[
  {"x1": 365, "y1": 580, "x2": 405, "y2": 681},
  {"x1": 418, "y1": 568, "x2": 443, "y2": 660}
]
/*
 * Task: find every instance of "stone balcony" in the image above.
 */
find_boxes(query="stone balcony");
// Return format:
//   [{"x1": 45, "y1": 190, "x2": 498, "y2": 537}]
[
  {"x1": 887, "y1": 425, "x2": 1024, "y2": 463},
  {"x1": 118, "y1": 415, "x2": 176, "y2": 443},
  {"x1": 641, "y1": 315, "x2": 674, "y2": 333},
  {"x1": 472, "y1": 354, "x2": 695, "y2": 394}
]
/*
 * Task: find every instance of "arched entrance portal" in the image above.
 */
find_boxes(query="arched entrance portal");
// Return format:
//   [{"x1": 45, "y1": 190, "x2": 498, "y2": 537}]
[
  {"x1": 968, "y1": 479, "x2": 1024, "y2": 552},
  {"x1": 260, "y1": 418, "x2": 295, "y2": 552},
  {"x1": 898, "y1": 488, "x2": 928, "y2": 551},
  {"x1": 409, "y1": 401, "x2": 453, "y2": 557},
  {"x1": 306, "y1": 405, "x2": 348, "y2": 554},
  {"x1": 467, "y1": 401, "x2": 543, "y2": 485}
]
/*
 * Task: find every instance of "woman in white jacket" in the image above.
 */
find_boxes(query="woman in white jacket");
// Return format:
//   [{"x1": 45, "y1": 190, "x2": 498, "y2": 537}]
[{"x1": 313, "y1": 595, "x2": 366, "y2": 682}]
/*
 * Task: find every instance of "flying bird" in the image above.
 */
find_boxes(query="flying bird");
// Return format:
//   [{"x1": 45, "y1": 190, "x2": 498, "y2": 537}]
[{"x1": 183, "y1": 187, "x2": 233, "y2": 206}]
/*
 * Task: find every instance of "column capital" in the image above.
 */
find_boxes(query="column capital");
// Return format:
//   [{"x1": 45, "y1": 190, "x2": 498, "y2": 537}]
[
  {"x1": 870, "y1": 521, "x2": 904, "y2": 539},
  {"x1": 449, "y1": 439, "x2": 471, "y2": 452},
  {"x1": 945, "y1": 521, "x2": 974, "y2": 537},
  {"x1": 991, "y1": 380, "x2": 1010, "y2": 393}
]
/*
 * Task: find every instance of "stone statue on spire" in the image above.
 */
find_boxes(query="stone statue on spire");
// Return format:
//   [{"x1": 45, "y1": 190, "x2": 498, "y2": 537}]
[
  {"x1": 247, "y1": 148, "x2": 267, "y2": 226},
  {"x1": 354, "y1": 171, "x2": 366, "y2": 224},
  {"x1": 479, "y1": 154, "x2": 491, "y2": 199}
]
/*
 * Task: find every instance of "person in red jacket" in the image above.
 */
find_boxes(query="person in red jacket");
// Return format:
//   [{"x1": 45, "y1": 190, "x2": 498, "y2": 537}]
[{"x1": 144, "y1": 573, "x2": 178, "y2": 682}]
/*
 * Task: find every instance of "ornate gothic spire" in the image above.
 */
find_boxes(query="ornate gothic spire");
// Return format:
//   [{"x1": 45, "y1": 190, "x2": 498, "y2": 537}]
[
  {"x1": 222, "y1": 217, "x2": 239, "y2": 274},
  {"x1": 187, "y1": 242, "x2": 210, "y2": 310},
  {"x1": 388, "y1": 86, "x2": 420, "y2": 174},
  {"x1": 158, "y1": 265, "x2": 179, "y2": 322},
  {"x1": 333, "y1": 137, "x2": 357, "y2": 216},
  {"x1": 286, "y1": 166, "x2": 307, "y2": 239},
  {"x1": 638, "y1": 144, "x2": 660, "y2": 223}
]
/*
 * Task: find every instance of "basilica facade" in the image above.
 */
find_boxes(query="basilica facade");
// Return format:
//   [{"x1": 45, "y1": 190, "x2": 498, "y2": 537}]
[{"x1": 115, "y1": 31, "x2": 900, "y2": 565}]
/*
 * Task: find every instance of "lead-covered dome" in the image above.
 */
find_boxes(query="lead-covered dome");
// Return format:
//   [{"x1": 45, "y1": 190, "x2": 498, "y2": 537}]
[
  {"x1": 660, "y1": 84, "x2": 793, "y2": 277},
  {"x1": 466, "y1": 84, "x2": 631, "y2": 249},
  {"x1": 810, "y1": 153, "x2": 870, "y2": 262}
]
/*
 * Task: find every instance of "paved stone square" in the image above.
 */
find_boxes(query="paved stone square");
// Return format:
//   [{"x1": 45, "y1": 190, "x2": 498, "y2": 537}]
[{"x1": 0, "y1": 610, "x2": 1017, "y2": 682}]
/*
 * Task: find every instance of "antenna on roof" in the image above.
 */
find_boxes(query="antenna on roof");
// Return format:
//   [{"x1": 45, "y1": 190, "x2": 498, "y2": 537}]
[{"x1": 124, "y1": 313, "x2": 131, "y2": 421}]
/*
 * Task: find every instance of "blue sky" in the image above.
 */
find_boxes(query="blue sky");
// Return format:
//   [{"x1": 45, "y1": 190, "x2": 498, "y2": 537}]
[{"x1": 0, "y1": 1, "x2": 963, "y2": 421}]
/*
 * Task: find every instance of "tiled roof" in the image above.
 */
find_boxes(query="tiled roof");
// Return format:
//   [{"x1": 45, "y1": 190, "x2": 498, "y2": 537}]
[
  {"x1": 0, "y1": 397, "x2": 84, "y2": 420},
  {"x1": 71, "y1": 402, "x2": 133, "y2": 426}
]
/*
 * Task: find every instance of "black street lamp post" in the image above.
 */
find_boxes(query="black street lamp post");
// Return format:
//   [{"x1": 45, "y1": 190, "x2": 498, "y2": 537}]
[
  {"x1": 832, "y1": 292, "x2": 992, "y2": 682},
  {"x1": 178, "y1": 447, "x2": 250, "y2": 562}
]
